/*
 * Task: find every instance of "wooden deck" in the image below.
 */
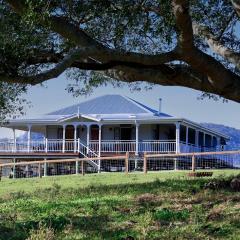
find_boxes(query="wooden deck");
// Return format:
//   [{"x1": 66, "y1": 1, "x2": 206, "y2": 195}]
[
  {"x1": 0, "y1": 152, "x2": 79, "y2": 159},
  {"x1": 0, "y1": 151, "x2": 136, "y2": 162}
]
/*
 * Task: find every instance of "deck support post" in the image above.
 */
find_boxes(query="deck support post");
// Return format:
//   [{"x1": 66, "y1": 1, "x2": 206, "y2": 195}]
[
  {"x1": 174, "y1": 157, "x2": 177, "y2": 171},
  {"x1": 13, "y1": 158, "x2": 16, "y2": 179},
  {"x1": 81, "y1": 160, "x2": 84, "y2": 176},
  {"x1": 134, "y1": 159, "x2": 138, "y2": 170},
  {"x1": 175, "y1": 122, "x2": 180, "y2": 153},
  {"x1": 125, "y1": 152, "x2": 129, "y2": 174},
  {"x1": 38, "y1": 163, "x2": 42, "y2": 178},
  {"x1": 135, "y1": 122, "x2": 139, "y2": 156},
  {"x1": 143, "y1": 152, "x2": 147, "y2": 174},
  {"x1": 43, "y1": 158, "x2": 47, "y2": 177},
  {"x1": 27, "y1": 125, "x2": 32, "y2": 153},
  {"x1": 62, "y1": 125, "x2": 66, "y2": 153},
  {"x1": 25, "y1": 164, "x2": 29, "y2": 178},
  {"x1": 192, "y1": 154, "x2": 196, "y2": 172},
  {"x1": 75, "y1": 159, "x2": 79, "y2": 175},
  {"x1": 98, "y1": 124, "x2": 102, "y2": 173}
]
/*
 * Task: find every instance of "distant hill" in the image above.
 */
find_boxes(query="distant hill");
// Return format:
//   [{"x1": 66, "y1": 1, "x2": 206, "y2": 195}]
[
  {"x1": 17, "y1": 132, "x2": 44, "y2": 141},
  {"x1": 201, "y1": 123, "x2": 240, "y2": 150},
  {"x1": 0, "y1": 132, "x2": 44, "y2": 142}
]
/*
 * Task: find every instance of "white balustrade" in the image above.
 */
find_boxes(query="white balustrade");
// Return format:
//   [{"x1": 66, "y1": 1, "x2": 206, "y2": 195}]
[
  {"x1": 0, "y1": 139, "x2": 220, "y2": 154},
  {"x1": 138, "y1": 140, "x2": 176, "y2": 153},
  {"x1": 180, "y1": 142, "x2": 218, "y2": 153},
  {"x1": 90, "y1": 140, "x2": 136, "y2": 153},
  {"x1": 90, "y1": 140, "x2": 176, "y2": 153}
]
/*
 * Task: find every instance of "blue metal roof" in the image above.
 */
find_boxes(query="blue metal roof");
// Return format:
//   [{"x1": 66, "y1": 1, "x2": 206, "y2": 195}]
[
  {"x1": 47, "y1": 95, "x2": 172, "y2": 116},
  {"x1": 129, "y1": 98, "x2": 172, "y2": 117}
]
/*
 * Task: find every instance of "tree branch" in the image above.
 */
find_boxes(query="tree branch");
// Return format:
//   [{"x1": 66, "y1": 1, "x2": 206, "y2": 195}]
[
  {"x1": 172, "y1": 0, "x2": 194, "y2": 50},
  {"x1": 193, "y1": 24, "x2": 240, "y2": 70},
  {"x1": 231, "y1": 0, "x2": 240, "y2": 17},
  {"x1": 6, "y1": 0, "x2": 177, "y2": 66},
  {"x1": 105, "y1": 64, "x2": 215, "y2": 93},
  {"x1": 5, "y1": 0, "x2": 240, "y2": 103},
  {"x1": 0, "y1": 48, "x2": 90, "y2": 85},
  {"x1": 172, "y1": 0, "x2": 240, "y2": 98}
]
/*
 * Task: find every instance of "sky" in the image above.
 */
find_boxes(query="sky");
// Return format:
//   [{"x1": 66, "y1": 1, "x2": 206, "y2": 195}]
[{"x1": 1, "y1": 74, "x2": 240, "y2": 138}]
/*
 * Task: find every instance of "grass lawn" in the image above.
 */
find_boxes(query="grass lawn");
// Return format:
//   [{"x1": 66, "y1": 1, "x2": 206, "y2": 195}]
[{"x1": 0, "y1": 170, "x2": 240, "y2": 239}]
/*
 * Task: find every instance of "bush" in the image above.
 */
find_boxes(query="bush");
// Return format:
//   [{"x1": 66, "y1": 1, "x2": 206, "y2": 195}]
[{"x1": 204, "y1": 174, "x2": 240, "y2": 191}]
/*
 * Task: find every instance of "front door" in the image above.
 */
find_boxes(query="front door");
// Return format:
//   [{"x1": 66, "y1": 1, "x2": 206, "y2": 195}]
[
  {"x1": 65, "y1": 126, "x2": 74, "y2": 152},
  {"x1": 65, "y1": 126, "x2": 74, "y2": 139},
  {"x1": 91, "y1": 127, "x2": 99, "y2": 140},
  {"x1": 120, "y1": 127, "x2": 132, "y2": 140}
]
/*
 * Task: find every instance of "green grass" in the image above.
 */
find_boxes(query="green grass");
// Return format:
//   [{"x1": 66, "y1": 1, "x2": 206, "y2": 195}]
[{"x1": 0, "y1": 170, "x2": 240, "y2": 240}]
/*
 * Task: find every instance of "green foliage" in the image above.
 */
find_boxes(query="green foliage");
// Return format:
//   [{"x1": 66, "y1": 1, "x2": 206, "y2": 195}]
[
  {"x1": 0, "y1": 82, "x2": 28, "y2": 122},
  {"x1": 154, "y1": 208, "x2": 190, "y2": 222},
  {"x1": 0, "y1": 0, "x2": 237, "y2": 114}
]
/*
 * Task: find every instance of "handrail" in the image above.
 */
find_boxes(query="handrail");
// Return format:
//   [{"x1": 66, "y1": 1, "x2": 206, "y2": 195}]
[
  {"x1": 0, "y1": 155, "x2": 126, "y2": 167},
  {"x1": 90, "y1": 139, "x2": 176, "y2": 142},
  {"x1": 146, "y1": 150, "x2": 240, "y2": 158}
]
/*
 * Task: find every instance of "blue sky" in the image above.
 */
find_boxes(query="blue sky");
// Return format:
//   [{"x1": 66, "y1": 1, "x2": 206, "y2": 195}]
[{"x1": 1, "y1": 74, "x2": 240, "y2": 138}]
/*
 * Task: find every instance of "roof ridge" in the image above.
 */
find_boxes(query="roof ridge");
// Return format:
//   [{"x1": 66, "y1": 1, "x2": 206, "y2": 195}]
[{"x1": 122, "y1": 95, "x2": 153, "y2": 114}]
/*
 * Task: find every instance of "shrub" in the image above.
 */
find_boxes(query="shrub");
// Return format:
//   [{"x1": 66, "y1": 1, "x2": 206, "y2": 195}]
[{"x1": 204, "y1": 174, "x2": 240, "y2": 191}]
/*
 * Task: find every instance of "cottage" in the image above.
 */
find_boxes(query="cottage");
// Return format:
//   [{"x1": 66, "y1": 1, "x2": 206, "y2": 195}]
[{"x1": 1, "y1": 94, "x2": 228, "y2": 158}]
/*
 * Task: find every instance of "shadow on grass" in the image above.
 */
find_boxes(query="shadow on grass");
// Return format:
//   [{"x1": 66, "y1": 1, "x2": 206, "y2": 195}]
[
  {"x1": 0, "y1": 212, "x2": 130, "y2": 240},
  {"x1": 0, "y1": 176, "x2": 237, "y2": 240},
  {"x1": 31, "y1": 177, "x2": 210, "y2": 200}
]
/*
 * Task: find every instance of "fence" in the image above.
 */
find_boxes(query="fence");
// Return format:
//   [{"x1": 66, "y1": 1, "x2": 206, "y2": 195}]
[{"x1": 0, "y1": 151, "x2": 240, "y2": 180}]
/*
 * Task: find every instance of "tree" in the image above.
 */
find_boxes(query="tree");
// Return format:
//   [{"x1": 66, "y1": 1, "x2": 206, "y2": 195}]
[{"x1": 1, "y1": 0, "x2": 240, "y2": 119}]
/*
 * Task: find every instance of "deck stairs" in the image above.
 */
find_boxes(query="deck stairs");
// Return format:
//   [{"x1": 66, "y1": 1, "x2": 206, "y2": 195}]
[{"x1": 78, "y1": 141, "x2": 99, "y2": 170}]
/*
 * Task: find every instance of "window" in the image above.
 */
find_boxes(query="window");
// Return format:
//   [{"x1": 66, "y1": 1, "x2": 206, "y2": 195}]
[
  {"x1": 180, "y1": 125, "x2": 186, "y2": 142},
  {"x1": 188, "y1": 128, "x2": 196, "y2": 144}
]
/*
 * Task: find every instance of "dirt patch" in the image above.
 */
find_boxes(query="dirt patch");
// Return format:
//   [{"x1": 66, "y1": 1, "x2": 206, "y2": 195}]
[
  {"x1": 135, "y1": 193, "x2": 159, "y2": 205},
  {"x1": 207, "y1": 209, "x2": 223, "y2": 221}
]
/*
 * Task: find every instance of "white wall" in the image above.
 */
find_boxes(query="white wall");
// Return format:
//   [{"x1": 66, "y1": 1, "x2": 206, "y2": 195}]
[
  {"x1": 45, "y1": 124, "x2": 175, "y2": 141},
  {"x1": 102, "y1": 125, "x2": 115, "y2": 140},
  {"x1": 159, "y1": 125, "x2": 172, "y2": 140},
  {"x1": 139, "y1": 124, "x2": 154, "y2": 140},
  {"x1": 46, "y1": 126, "x2": 58, "y2": 139},
  {"x1": 78, "y1": 126, "x2": 87, "y2": 143}
]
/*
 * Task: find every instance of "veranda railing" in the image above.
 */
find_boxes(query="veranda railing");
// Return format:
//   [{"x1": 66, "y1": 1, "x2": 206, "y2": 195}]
[{"x1": 0, "y1": 139, "x2": 221, "y2": 154}]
